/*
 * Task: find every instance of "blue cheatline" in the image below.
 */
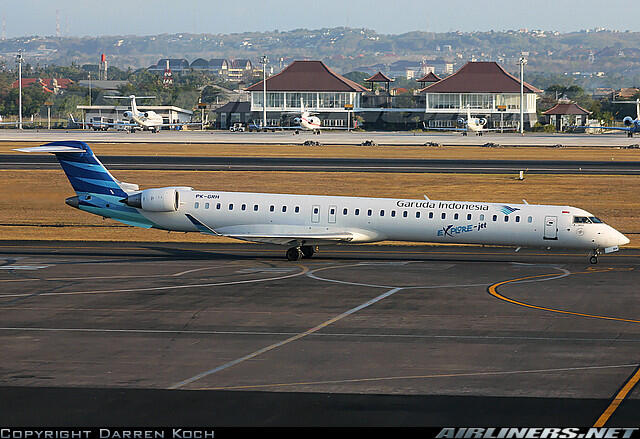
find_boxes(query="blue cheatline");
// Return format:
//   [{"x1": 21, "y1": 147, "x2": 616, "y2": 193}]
[{"x1": 43, "y1": 141, "x2": 128, "y2": 198}]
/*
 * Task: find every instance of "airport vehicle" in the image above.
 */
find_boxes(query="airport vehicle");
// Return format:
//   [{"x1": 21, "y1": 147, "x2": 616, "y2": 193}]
[
  {"x1": 16, "y1": 141, "x2": 629, "y2": 263},
  {"x1": 229, "y1": 122, "x2": 245, "y2": 132},
  {"x1": 425, "y1": 106, "x2": 517, "y2": 136},
  {"x1": 93, "y1": 95, "x2": 201, "y2": 132}
]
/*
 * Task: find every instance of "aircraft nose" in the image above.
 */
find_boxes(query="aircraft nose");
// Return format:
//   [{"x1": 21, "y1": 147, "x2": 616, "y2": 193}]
[{"x1": 618, "y1": 232, "x2": 630, "y2": 246}]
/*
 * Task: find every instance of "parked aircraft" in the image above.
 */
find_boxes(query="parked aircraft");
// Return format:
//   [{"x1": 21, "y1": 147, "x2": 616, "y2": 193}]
[
  {"x1": 252, "y1": 98, "x2": 354, "y2": 134},
  {"x1": 592, "y1": 99, "x2": 640, "y2": 137},
  {"x1": 425, "y1": 106, "x2": 517, "y2": 135},
  {"x1": 16, "y1": 141, "x2": 629, "y2": 263},
  {"x1": 94, "y1": 95, "x2": 201, "y2": 132}
]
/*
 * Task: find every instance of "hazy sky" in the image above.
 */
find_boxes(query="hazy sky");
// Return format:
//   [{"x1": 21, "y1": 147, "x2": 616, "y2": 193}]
[{"x1": 2, "y1": 0, "x2": 639, "y2": 38}]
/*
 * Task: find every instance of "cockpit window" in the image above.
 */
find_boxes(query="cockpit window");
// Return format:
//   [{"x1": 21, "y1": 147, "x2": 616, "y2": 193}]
[
  {"x1": 573, "y1": 216, "x2": 592, "y2": 224},
  {"x1": 589, "y1": 216, "x2": 603, "y2": 224}
]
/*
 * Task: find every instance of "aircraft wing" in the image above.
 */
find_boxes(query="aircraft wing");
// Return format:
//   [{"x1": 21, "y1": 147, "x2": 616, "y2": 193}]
[
  {"x1": 480, "y1": 127, "x2": 518, "y2": 131},
  {"x1": 575, "y1": 125, "x2": 632, "y2": 132},
  {"x1": 185, "y1": 214, "x2": 355, "y2": 245},
  {"x1": 425, "y1": 127, "x2": 467, "y2": 132}
]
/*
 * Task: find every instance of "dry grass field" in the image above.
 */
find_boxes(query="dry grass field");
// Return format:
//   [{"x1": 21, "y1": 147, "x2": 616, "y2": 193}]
[
  {"x1": 0, "y1": 169, "x2": 637, "y2": 247},
  {"x1": 2, "y1": 141, "x2": 640, "y2": 161}
]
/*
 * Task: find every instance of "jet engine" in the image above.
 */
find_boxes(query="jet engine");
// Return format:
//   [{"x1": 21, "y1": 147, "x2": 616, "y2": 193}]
[
  {"x1": 623, "y1": 116, "x2": 635, "y2": 126},
  {"x1": 123, "y1": 111, "x2": 132, "y2": 119},
  {"x1": 479, "y1": 118, "x2": 487, "y2": 126},
  {"x1": 122, "y1": 187, "x2": 190, "y2": 212},
  {"x1": 143, "y1": 112, "x2": 149, "y2": 118},
  {"x1": 293, "y1": 117, "x2": 301, "y2": 125},
  {"x1": 456, "y1": 117, "x2": 466, "y2": 127}
]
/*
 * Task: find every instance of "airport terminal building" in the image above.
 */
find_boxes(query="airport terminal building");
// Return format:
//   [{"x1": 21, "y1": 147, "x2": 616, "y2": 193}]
[{"x1": 243, "y1": 60, "x2": 540, "y2": 130}]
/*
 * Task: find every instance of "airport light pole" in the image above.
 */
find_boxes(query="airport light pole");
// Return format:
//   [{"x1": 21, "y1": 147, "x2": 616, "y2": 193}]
[
  {"x1": 519, "y1": 52, "x2": 528, "y2": 135},
  {"x1": 16, "y1": 50, "x2": 23, "y2": 130},
  {"x1": 261, "y1": 55, "x2": 268, "y2": 130}
]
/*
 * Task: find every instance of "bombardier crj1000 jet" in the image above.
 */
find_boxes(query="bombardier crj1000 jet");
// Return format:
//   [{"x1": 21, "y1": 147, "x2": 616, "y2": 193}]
[{"x1": 17, "y1": 141, "x2": 629, "y2": 263}]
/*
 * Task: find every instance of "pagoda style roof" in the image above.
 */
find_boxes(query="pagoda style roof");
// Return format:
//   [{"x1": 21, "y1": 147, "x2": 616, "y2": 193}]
[
  {"x1": 543, "y1": 102, "x2": 591, "y2": 115},
  {"x1": 365, "y1": 71, "x2": 393, "y2": 82},
  {"x1": 245, "y1": 60, "x2": 368, "y2": 93},
  {"x1": 420, "y1": 62, "x2": 541, "y2": 94},
  {"x1": 417, "y1": 72, "x2": 441, "y2": 83}
]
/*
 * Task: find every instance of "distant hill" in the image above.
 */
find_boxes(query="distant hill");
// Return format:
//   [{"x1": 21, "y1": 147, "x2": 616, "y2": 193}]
[{"x1": 1, "y1": 27, "x2": 639, "y2": 88}]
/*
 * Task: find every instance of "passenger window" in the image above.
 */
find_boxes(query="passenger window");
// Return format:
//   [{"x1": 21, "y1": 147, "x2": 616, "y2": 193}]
[
  {"x1": 515, "y1": 216, "x2": 520, "y2": 223},
  {"x1": 480, "y1": 214, "x2": 484, "y2": 221},
  {"x1": 403, "y1": 211, "x2": 408, "y2": 218},
  {"x1": 216, "y1": 203, "x2": 221, "y2": 209},
  {"x1": 229, "y1": 203, "x2": 233, "y2": 210},
  {"x1": 391, "y1": 210, "x2": 396, "y2": 217},
  {"x1": 429, "y1": 212, "x2": 433, "y2": 219},
  {"x1": 194, "y1": 202, "x2": 199, "y2": 209},
  {"x1": 528, "y1": 216, "x2": 533, "y2": 223},
  {"x1": 254, "y1": 204, "x2": 258, "y2": 211},
  {"x1": 295, "y1": 206, "x2": 300, "y2": 213},
  {"x1": 441, "y1": 213, "x2": 446, "y2": 220},
  {"x1": 204, "y1": 202, "x2": 209, "y2": 209},
  {"x1": 492, "y1": 215, "x2": 497, "y2": 221},
  {"x1": 416, "y1": 211, "x2": 421, "y2": 218},
  {"x1": 355, "y1": 209, "x2": 360, "y2": 216},
  {"x1": 282, "y1": 206, "x2": 287, "y2": 212},
  {"x1": 454, "y1": 213, "x2": 459, "y2": 220},
  {"x1": 270, "y1": 205, "x2": 275, "y2": 212},
  {"x1": 367, "y1": 209, "x2": 372, "y2": 216},
  {"x1": 504, "y1": 216, "x2": 509, "y2": 222},
  {"x1": 242, "y1": 204, "x2": 246, "y2": 211},
  {"x1": 380, "y1": 210, "x2": 385, "y2": 217},
  {"x1": 343, "y1": 208, "x2": 348, "y2": 215},
  {"x1": 467, "y1": 214, "x2": 472, "y2": 220}
]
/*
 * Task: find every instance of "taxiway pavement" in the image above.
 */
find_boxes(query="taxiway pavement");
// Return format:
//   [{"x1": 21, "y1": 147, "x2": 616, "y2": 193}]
[
  {"x1": 0, "y1": 241, "x2": 639, "y2": 426},
  {"x1": 1, "y1": 129, "x2": 640, "y2": 147}
]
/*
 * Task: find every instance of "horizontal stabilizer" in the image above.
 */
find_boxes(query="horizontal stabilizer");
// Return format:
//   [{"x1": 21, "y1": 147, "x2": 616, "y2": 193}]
[{"x1": 14, "y1": 146, "x2": 84, "y2": 153}]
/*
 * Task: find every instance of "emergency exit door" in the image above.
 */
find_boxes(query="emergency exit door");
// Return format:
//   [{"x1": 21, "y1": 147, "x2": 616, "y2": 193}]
[{"x1": 544, "y1": 216, "x2": 558, "y2": 240}]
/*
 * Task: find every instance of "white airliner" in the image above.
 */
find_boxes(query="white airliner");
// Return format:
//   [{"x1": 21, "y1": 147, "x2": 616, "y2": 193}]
[
  {"x1": 585, "y1": 99, "x2": 640, "y2": 137},
  {"x1": 16, "y1": 141, "x2": 629, "y2": 263},
  {"x1": 94, "y1": 95, "x2": 201, "y2": 132},
  {"x1": 425, "y1": 106, "x2": 517, "y2": 136}
]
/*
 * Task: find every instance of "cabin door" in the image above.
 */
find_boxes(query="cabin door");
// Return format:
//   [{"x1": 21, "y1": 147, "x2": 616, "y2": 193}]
[
  {"x1": 544, "y1": 216, "x2": 558, "y2": 240},
  {"x1": 328, "y1": 205, "x2": 337, "y2": 223},
  {"x1": 311, "y1": 205, "x2": 320, "y2": 223}
]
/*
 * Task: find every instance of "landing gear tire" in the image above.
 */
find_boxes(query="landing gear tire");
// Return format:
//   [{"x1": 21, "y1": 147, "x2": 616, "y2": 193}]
[
  {"x1": 300, "y1": 245, "x2": 316, "y2": 259},
  {"x1": 286, "y1": 247, "x2": 302, "y2": 261},
  {"x1": 589, "y1": 255, "x2": 598, "y2": 264}
]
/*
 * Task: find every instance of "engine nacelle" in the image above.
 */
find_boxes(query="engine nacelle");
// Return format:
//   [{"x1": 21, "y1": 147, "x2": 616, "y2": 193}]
[
  {"x1": 123, "y1": 187, "x2": 189, "y2": 212},
  {"x1": 623, "y1": 116, "x2": 634, "y2": 126},
  {"x1": 479, "y1": 118, "x2": 487, "y2": 126},
  {"x1": 456, "y1": 118, "x2": 466, "y2": 127},
  {"x1": 143, "y1": 112, "x2": 149, "y2": 118},
  {"x1": 293, "y1": 117, "x2": 301, "y2": 125},
  {"x1": 123, "y1": 111, "x2": 132, "y2": 119}
]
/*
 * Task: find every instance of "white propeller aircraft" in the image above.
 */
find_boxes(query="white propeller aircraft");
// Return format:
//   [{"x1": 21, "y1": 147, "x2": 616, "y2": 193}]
[
  {"x1": 425, "y1": 106, "x2": 517, "y2": 136},
  {"x1": 16, "y1": 141, "x2": 629, "y2": 263},
  {"x1": 93, "y1": 95, "x2": 201, "y2": 133}
]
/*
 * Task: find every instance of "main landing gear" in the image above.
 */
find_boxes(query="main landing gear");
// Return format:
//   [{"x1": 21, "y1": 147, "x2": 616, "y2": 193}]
[{"x1": 286, "y1": 245, "x2": 317, "y2": 261}]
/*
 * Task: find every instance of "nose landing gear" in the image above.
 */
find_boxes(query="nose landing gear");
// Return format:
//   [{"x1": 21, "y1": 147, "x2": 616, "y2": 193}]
[{"x1": 589, "y1": 249, "x2": 600, "y2": 264}]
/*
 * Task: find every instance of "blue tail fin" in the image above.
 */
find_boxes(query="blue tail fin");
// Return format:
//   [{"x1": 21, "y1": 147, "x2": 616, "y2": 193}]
[{"x1": 41, "y1": 141, "x2": 128, "y2": 197}]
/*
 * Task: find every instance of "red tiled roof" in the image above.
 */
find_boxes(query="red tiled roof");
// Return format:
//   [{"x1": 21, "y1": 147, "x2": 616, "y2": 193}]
[
  {"x1": 12, "y1": 78, "x2": 74, "y2": 89},
  {"x1": 245, "y1": 60, "x2": 368, "y2": 92},
  {"x1": 420, "y1": 62, "x2": 541, "y2": 94},
  {"x1": 365, "y1": 71, "x2": 393, "y2": 82},
  {"x1": 542, "y1": 102, "x2": 591, "y2": 115}
]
